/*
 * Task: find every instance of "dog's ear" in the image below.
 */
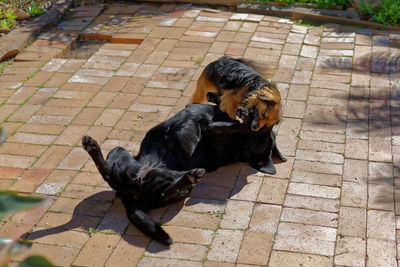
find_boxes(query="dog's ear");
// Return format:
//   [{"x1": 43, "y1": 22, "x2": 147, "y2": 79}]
[
  {"x1": 257, "y1": 94, "x2": 276, "y2": 104},
  {"x1": 258, "y1": 87, "x2": 280, "y2": 104}
]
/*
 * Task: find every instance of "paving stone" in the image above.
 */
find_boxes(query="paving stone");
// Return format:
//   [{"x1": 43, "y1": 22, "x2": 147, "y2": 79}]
[
  {"x1": 145, "y1": 242, "x2": 207, "y2": 261},
  {"x1": 57, "y1": 147, "x2": 89, "y2": 170},
  {"x1": 367, "y1": 238, "x2": 397, "y2": 267},
  {"x1": 249, "y1": 204, "x2": 281, "y2": 233},
  {"x1": 162, "y1": 225, "x2": 213, "y2": 245},
  {"x1": 284, "y1": 194, "x2": 340, "y2": 213},
  {"x1": 335, "y1": 236, "x2": 366, "y2": 267},
  {"x1": 207, "y1": 229, "x2": 243, "y2": 262},
  {"x1": 341, "y1": 181, "x2": 367, "y2": 208},
  {"x1": 73, "y1": 233, "x2": 120, "y2": 267},
  {"x1": 344, "y1": 159, "x2": 368, "y2": 183},
  {"x1": 230, "y1": 174, "x2": 262, "y2": 201},
  {"x1": 28, "y1": 226, "x2": 89, "y2": 248},
  {"x1": 220, "y1": 200, "x2": 254, "y2": 230},
  {"x1": 300, "y1": 45, "x2": 318, "y2": 58},
  {"x1": 138, "y1": 257, "x2": 201, "y2": 267},
  {"x1": 295, "y1": 149, "x2": 343, "y2": 164},
  {"x1": 367, "y1": 209, "x2": 396, "y2": 240},
  {"x1": 236, "y1": 231, "x2": 273, "y2": 265},
  {"x1": 338, "y1": 206, "x2": 366, "y2": 238},
  {"x1": 274, "y1": 222, "x2": 336, "y2": 256},
  {"x1": 163, "y1": 209, "x2": 220, "y2": 230},
  {"x1": 345, "y1": 138, "x2": 368, "y2": 159},
  {"x1": 288, "y1": 182, "x2": 340, "y2": 199},
  {"x1": 105, "y1": 236, "x2": 150, "y2": 267},
  {"x1": 281, "y1": 207, "x2": 338, "y2": 227},
  {"x1": 11, "y1": 243, "x2": 79, "y2": 267},
  {"x1": 257, "y1": 177, "x2": 288, "y2": 204},
  {"x1": 9, "y1": 168, "x2": 50, "y2": 193},
  {"x1": 269, "y1": 250, "x2": 332, "y2": 267}
]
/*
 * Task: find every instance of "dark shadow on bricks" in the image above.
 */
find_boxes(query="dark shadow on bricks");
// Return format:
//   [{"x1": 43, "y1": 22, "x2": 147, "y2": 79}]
[
  {"x1": 370, "y1": 166, "x2": 399, "y2": 210},
  {"x1": 320, "y1": 52, "x2": 400, "y2": 74}
]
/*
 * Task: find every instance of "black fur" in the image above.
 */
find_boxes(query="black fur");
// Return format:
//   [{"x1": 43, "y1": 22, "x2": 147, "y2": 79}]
[
  {"x1": 82, "y1": 103, "x2": 285, "y2": 245},
  {"x1": 204, "y1": 56, "x2": 269, "y2": 93}
]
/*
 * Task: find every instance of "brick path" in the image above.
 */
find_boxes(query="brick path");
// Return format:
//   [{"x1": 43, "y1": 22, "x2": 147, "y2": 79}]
[{"x1": 0, "y1": 2, "x2": 399, "y2": 266}]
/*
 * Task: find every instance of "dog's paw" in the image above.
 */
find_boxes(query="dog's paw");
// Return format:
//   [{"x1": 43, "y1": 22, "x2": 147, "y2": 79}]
[
  {"x1": 176, "y1": 189, "x2": 190, "y2": 199},
  {"x1": 206, "y1": 92, "x2": 220, "y2": 105},
  {"x1": 82, "y1": 135, "x2": 99, "y2": 152},
  {"x1": 187, "y1": 168, "x2": 206, "y2": 183},
  {"x1": 236, "y1": 107, "x2": 253, "y2": 122}
]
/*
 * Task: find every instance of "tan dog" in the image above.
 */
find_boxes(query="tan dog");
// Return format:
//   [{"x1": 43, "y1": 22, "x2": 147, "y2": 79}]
[{"x1": 190, "y1": 56, "x2": 282, "y2": 131}]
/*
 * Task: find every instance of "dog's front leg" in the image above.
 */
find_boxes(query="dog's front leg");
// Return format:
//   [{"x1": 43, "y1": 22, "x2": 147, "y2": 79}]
[{"x1": 162, "y1": 168, "x2": 206, "y2": 202}]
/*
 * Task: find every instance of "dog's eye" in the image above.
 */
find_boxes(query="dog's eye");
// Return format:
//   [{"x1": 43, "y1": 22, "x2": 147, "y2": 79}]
[{"x1": 262, "y1": 111, "x2": 267, "y2": 119}]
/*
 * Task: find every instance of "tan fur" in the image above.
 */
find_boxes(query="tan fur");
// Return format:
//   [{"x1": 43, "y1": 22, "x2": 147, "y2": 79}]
[
  {"x1": 190, "y1": 70, "x2": 218, "y2": 104},
  {"x1": 242, "y1": 85, "x2": 282, "y2": 128},
  {"x1": 190, "y1": 60, "x2": 282, "y2": 128},
  {"x1": 219, "y1": 87, "x2": 249, "y2": 119}
]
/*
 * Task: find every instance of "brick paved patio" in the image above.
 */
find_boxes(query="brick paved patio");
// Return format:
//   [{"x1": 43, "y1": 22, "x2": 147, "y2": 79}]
[{"x1": 0, "y1": 2, "x2": 399, "y2": 266}]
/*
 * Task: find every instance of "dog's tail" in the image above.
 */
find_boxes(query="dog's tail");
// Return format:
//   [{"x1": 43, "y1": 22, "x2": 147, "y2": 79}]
[
  {"x1": 119, "y1": 193, "x2": 172, "y2": 245},
  {"x1": 240, "y1": 59, "x2": 278, "y2": 80}
]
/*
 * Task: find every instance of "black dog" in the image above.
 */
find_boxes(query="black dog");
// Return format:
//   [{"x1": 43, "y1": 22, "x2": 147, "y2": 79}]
[{"x1": 82, "y1": 103, "x2": 285, "y2": 245}]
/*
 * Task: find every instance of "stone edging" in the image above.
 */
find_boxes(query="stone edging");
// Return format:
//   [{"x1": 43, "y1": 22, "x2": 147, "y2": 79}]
[{"x1": 0, "y1": 0, "x2": 74, "y2": 61}]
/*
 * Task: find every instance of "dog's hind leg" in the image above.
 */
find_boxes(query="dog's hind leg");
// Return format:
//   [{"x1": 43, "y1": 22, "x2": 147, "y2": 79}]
[
  {"x1": 117, "y1": 192, "x2": 172, "y2": 245},
  {"x1": 161, "y1": 168, "x2": 206, "y2": 202},
  {"x1": 82, "y1": 136, "x2": 112, "y2": 181}
]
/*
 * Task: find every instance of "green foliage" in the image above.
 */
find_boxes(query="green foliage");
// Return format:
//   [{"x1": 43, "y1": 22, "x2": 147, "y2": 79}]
[
  {"x1": 4, "y1": 9, "x2": 17, "y2": 21},
  {"x1": 0, "y1": 8, "x2": 17, "y2": 29},
  {"x1": 25, "y1": 1, "x2": 45, "y2": 17},
  {"x1": 1, "y1": 18, "x2": 12, "y2": 28},
  {"x1": 0, "y1": 191, "x2": 55, "y2": 266},
  {"x1": 359, "y1": 0, "x2": 400, "y2": 25},
  {"x1": 0, "y1": 191, "x2": 43, "y2": 218},
  {"x1": 0, "y1": 238, "x2": 32, "y2": 255},
  {"x1": 253, "y1": 0, "x2": 352, "y2": 9},
  {"x1": 18, "y1": 255, "x2": 56, "y2": 267},
  {"x1": 212, "y1": 211, "x2": 225, "y2": 218},
  {"x1": 87, "y1": 227, "x2": 99, "y2": 237}
]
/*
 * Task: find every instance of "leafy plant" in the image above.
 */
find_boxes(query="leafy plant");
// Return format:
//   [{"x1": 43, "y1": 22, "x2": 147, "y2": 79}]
[
  {"x1": 19, "y1": 255, "x2": 56, "y2": 267},
  {"x1": 25, "y1": 1, "x2": 45, "y2": 17},
  {"x1": 4, "y1": 9, "x2": 17, "y2": 21},
  {"x1": 253, "y1": 0, "x2": 352, "y2": 9},
  {"x1": 359, "y1": 0, "x2": 400, "y2": 25},
  {"x1": 0, "y1": 191, "x2": 42, "y2": 218},
  {"x1": 0, "y1": 191, "x2": 56, "y2": 266},
  {"x1": 211, "y1": 210, "x2": 226, "y2": 218},
  {"x1": 87, "y1": 227, "x2": 99, "y2": 237},
  {"x1": 0, "y1": 8, "x2": 17, "y2": 29},
  {"x1": 1, "y1": 19, "x2": 13, "y2": 29}
]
